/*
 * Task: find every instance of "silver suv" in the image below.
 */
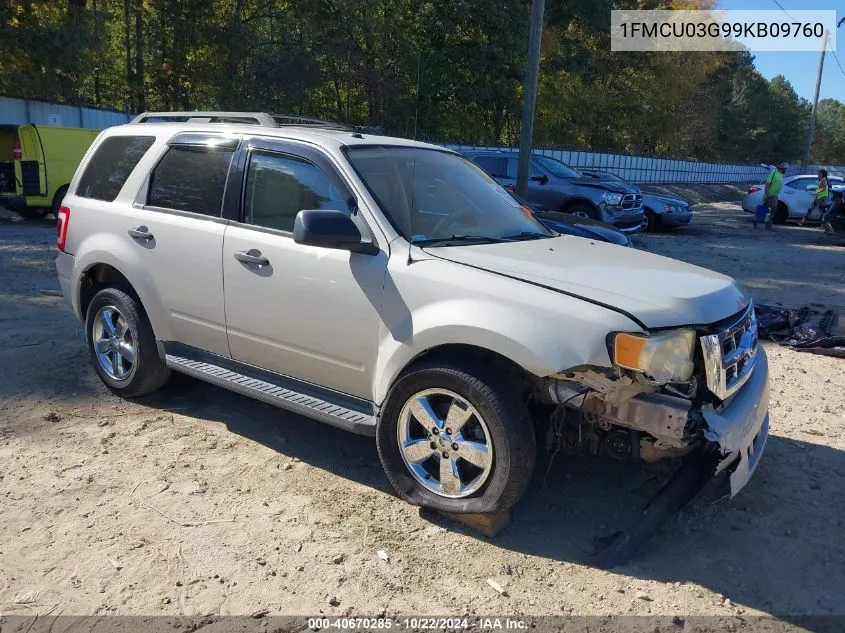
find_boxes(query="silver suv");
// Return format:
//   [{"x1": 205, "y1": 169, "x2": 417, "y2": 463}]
[{"x1": 56, "y1": 112, "x2": 769, "y2": 550}]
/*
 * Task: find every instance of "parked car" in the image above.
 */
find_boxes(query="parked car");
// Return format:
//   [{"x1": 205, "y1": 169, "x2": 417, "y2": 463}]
[
  {"x1": 741, "y1": 173, "x2": 845, "y2": 224},
  {"x1": 580, "y1": 170, "x2": 693, "y2": 232},
  {"x1": 56, "y1": 112, "x2": 769, "y2": 555},
  {"x1": 3, "y1": 124, "x2": 100, "y2": 219},
  {"x1": 462, "y1": 150, "x2": 644, "y2": 233},
  {"x1": 506, "y1": 189, "x2": 633, "y2": 247}
]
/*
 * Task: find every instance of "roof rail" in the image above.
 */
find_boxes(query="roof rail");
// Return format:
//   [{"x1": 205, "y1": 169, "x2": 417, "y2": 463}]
[
  {"x1": 130, "y1": 111, "x2": 361, "y2": 132},
  {"x1": 131, "y1": 112, "x2": 279, "y2": 126}
]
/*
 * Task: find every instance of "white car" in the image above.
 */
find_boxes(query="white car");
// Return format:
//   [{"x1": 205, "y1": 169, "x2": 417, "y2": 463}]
[
  {"x1": 742, "y1": 174, "x2": 844, "y2": 223},
  {"x1": 55, "y1": 112, "x2": 770, "y2": 563}
]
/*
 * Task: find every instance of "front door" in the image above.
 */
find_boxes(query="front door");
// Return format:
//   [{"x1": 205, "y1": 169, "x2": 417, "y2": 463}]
[{"x1": 222, "y1": 141, "x2": 387, "y2": 399}]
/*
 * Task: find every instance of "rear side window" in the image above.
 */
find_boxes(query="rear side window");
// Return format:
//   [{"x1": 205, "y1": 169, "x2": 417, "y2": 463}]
[
  {"x1": 473, "y1": 156, "x2": 507, "y2": 178},
  {"x1": 148, "y1": 146, "x2": 234, "y2": 217},
  {"x1": 76, "y1": 135, "x2": 155, "y2": 202}
]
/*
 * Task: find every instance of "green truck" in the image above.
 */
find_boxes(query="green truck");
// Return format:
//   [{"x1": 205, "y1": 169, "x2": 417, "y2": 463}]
[{"x1": 1, "y1": 124, "x2": 101, "y2": 218}]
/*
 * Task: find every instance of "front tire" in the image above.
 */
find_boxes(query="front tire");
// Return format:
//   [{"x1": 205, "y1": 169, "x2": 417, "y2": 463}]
[
  {"x1": 376, "y1": 359, "x2": 536, "y2": 514},
  {"x1": 643, "y1": 208, "x2": 659, "y2": 233},
  {"x1": 85, "y1": 287, "x2": 170, "y2": 397}
]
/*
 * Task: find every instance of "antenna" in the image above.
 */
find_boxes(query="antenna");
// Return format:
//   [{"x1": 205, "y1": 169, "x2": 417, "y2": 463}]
[{"x1": 407, "y1": 151, "x2": 417, "y2": 265}]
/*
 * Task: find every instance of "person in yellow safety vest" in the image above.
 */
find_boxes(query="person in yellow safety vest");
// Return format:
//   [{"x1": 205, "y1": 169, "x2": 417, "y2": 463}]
[
  {"x1": 761, "y1": 163, "x2": 786, "y2": 229},
  {"x1": 802, "y1": 168, "x2": 830, "y2": 226}
]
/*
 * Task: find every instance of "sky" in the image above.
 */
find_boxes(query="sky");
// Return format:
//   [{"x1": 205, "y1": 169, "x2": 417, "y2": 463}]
[{"x1": 720, "y1": 0, "x2": 845, "y2": 102}]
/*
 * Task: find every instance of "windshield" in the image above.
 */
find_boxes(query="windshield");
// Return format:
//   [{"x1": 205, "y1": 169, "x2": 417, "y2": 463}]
[
  {"x1": 534, "y1": 156, "x2": 581, "y2": 179},
  {"x1": 346, "y1": 146, "x2": 551, "y2": 245}
]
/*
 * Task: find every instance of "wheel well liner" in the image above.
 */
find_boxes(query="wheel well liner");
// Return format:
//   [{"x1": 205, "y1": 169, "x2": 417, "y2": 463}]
[
  {"x1": 79, "y1": 263, "x2": 138, "y2": 318},
  {"x1": 397, "y1": 344, "x2": 534, "y2": 394}
]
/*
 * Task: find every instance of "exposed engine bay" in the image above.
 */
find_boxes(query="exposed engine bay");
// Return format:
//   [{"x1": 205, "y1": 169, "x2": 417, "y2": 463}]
[{"x1": 529, "y1": 339, "x2": 770, "y2": 568}]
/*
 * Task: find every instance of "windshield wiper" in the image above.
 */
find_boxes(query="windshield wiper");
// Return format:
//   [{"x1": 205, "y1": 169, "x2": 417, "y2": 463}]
[
  {"x1": 500, "y1": 231, "x2": 550, "y2": 241},
  {"x1": 412, "y1": 235, "x2": 509, "y2": 247}
]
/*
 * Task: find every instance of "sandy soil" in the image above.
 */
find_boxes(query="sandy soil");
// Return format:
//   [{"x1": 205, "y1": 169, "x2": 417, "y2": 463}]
[{"x1": 1, "y1": 203, "x2": 844, "y2": 620}]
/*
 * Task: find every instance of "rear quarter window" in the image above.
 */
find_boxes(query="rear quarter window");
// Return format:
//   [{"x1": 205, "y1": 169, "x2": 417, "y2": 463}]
[{"x1": 76, "y1": 135, "x2": 156, "y2": 202}]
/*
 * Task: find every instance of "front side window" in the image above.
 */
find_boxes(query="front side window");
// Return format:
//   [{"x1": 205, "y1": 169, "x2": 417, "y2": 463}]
[
  {"x1": 148, "y1": 146, "x2": 234, "y2": 216},
  {"x1": 505, "y1": 157, "x2": 545, "y2": 180},
  {"x1": 346, "y1": 146, "x2": 551, "y2": 245},
  {"x1": 243, "y1": 152, "x2": 347, "y2": 232},
  {"x1": 534, "y1": 156, "x2": 581, "y2": 179},
  {"x1": 76, "y1": 135, "x2": 155, "y2": 202}
]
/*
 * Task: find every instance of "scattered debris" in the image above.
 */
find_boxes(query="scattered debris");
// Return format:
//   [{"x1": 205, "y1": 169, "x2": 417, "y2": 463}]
[
  {"x1": 635, "y1": 590, "x2": 652, "y2": 601},
  {"x1": 41, "y1": 411, "x2": 60, "y2": 422},
  {"x1": 328, "y1": 596, "x2": 341, "y2": 607},
  {"x1": 13, "y1": 590, "x2": 38, "y2": 604},
  {"x1": 282, "y1": 463, "x2": 293, "y2": 471},
  {"x1": 486, "y1": 578, "x2": 508, "y2": 596},
  {"x1": 110, "y1": 559, "x2": 123, "y2": 571},
  {"x1": 251, "y1": 610, "x2": 269, "y2": 619},
  {"x1": 376, "y1": 550, "x2": 389, "y2": 563},
  {"x1": 332, "y1": 554, "x2": 345, "y2": 564}
]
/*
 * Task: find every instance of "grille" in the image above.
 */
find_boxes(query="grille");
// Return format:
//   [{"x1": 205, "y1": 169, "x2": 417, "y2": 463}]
[
  {"x1": 700, "y1": 304, "x2": 758, "y2": 400},
  {"x1": 621, "y1": 193, "x2": 642, "y2": 210}
]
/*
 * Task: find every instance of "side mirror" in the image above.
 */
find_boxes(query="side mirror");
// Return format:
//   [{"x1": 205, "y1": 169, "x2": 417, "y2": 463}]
[
  {"x1": 530, "y1": 173, "x2": 549, "y2": 184},
  {"x1": 293, "y1": 209, "x2": 377, "y2": 255}
]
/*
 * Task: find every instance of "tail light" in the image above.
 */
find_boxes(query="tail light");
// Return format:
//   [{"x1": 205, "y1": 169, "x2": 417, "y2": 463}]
[
  {"x1": 13, "y1": 137, "x2": 21, "y2": 160},
  {"x1": 748, "y1": 186, "x2": 761, "y2": 194},
  {"x1": 57, "y1": 206, "x2": 70, "y2": 252}
]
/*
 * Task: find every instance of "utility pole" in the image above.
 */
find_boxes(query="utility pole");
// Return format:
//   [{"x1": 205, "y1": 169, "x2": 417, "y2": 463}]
[
  {"x1": 517, "y1": 0, "x2": 545, "y2": 199},
  {"x1": 802, "y1": 30, "x2": 830, "y2": 172}
]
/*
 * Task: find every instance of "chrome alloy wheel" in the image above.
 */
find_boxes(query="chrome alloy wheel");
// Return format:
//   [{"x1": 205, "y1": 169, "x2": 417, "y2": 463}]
[
  {"x1": 92, "y1": 305, "x2": 136, "y2": 381},
  {"x1": 396, "y1": 388, "x2": 494, "y2": 498}
]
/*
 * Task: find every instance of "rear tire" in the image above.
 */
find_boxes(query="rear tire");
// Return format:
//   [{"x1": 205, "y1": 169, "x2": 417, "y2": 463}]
[
  {"x1": 85, "y1": 287, "x2": 170, "y2": 397},
  {"x1": 376, "y1": 359, "x2": 536, "y2": 514},
  {"x1": 17, "y1": 207, "x2": 48, "y2": 220},
  {"x1": 51, "y1": 185, "x2": 68, "y2": 218}
]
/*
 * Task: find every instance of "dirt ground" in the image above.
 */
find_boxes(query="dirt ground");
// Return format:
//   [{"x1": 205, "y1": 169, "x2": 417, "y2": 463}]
[{"x1": 1, "y1": 202, "x2": 844, "y2": 620}]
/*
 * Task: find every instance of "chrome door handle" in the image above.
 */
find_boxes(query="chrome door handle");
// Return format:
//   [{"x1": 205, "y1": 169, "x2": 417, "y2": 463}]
[
  {"x1": 127, "y1": 226, "x2": 153, "y2": 240},
  {"x1": 234, "y1": 250, "x2": 270, "y2": 267}
]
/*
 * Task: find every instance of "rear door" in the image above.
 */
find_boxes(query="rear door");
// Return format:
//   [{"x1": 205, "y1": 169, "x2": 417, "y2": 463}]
[
  {"x1": 15, "y1": 125, "x2": 46, "y2": 197},
  {"x1": 783, "y1": 176, "x2": 816, "y2": 216},
  {"x1": 73, "y1": 133, "x2": 233, "y2": 356},
  {"x1": 222, "y1": 139, "x2": 387, "y2": 399}
]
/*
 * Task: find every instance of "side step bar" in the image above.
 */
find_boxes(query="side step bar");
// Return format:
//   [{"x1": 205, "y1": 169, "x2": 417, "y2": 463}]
[{"x1": 165, "y1": 353, "x2": 377, "y2": 436}]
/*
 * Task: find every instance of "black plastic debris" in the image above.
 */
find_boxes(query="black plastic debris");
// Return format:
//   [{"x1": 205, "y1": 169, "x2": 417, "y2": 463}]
[{"x1": 755, "y1": 302, "x2": 845, "y2": 359}]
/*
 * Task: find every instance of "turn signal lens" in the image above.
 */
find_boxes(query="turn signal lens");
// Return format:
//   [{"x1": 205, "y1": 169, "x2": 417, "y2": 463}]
[
  {"x1": 614, "y1": 333, "x2": 648, "y2": 369},
  {"x1": 612, "y1": 329, "x2": 696, "y2": 384}
]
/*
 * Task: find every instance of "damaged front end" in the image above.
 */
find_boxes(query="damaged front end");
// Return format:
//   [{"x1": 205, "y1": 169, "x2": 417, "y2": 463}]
[{"x1": 535, "y1": 304, "x2": 770, "y2": 567}]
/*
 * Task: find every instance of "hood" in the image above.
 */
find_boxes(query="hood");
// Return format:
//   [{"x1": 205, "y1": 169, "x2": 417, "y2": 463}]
[
  {"x1": 571, "y1": 178, "x2": 640, "y2": 195},
  {"x1": 426, "y1": 237, "x2": 749, "y2": 329},
  {"x1": 642, "y1": 193, "x2": 689, "y2": 207}
]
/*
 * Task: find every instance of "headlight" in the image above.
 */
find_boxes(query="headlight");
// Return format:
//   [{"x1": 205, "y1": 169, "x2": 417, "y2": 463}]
[
  {"x1": 612, "y1": 329, "x2": 696, "y2": 383},
  {"x1": 602, "y1": 192, "x2": 624, "y2": 205}
]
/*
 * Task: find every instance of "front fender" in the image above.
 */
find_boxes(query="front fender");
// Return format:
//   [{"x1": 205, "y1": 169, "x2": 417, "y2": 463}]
[{"x1": 373, "y1": 292, "x2": 636, "y2": 405}]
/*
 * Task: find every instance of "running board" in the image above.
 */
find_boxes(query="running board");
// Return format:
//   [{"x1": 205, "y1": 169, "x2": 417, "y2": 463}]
[{"x1": 165, "y1": 353, "x2": 377, "y2": 436}]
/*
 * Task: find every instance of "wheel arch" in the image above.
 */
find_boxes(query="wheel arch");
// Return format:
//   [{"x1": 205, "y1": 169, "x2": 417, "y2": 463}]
[
  {"x1": 74, "y1": 250, "x2": 168, "y2": 342},
  {"x1": 560, "y1": 197, "x2": 600, "y2": 214}
]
